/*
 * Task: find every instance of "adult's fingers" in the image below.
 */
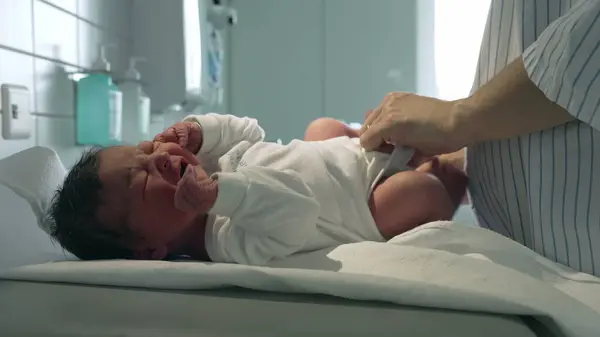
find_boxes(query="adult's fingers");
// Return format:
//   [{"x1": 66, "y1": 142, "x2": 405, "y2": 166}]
[
  {"x1": 362, "y1": 92, "x2": 410, "y2": 131},
  {"x1": 360, "y1": 94, "x2": 391, "y2": 134},
  {"x1": 374, "y1": 142, "x2": 395, "y2": 154},
  {"x1": 359, "y1": 118, "x2": 396, "y2": 150},
  {"x1": 360, "y1": 107, "x2": 381, "y2": 135}
]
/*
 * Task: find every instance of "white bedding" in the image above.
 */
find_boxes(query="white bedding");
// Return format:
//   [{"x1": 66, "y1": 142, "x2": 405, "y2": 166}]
[{"x1": 3, "y1": 221, "x2": 600, "y2": 337}]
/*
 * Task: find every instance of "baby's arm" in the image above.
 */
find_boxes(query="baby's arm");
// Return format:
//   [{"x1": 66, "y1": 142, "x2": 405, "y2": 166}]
[
  {"x1": 184, "y1": 113, "x2": 265, "y2": 158},
  {"x1": 181, "y1": 114, "x2": 265, "y2": 173},
  {"x1": 198, "y1": 167, "x2": 320, "y2": 265}
]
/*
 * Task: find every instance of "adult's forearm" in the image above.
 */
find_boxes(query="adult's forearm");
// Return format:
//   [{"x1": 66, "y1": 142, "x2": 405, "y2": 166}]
[{"x1": 451, "y1": 57, "x2": 574, "y2": 146}]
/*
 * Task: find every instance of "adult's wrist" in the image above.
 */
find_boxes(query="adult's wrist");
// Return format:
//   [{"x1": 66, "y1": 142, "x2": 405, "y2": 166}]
[
  {"x1": 448, "y1": 58, "x2": 575, "y2": 146},
  {"x1": 449, "y1": 98, "x2": 480, "y2": 148}
]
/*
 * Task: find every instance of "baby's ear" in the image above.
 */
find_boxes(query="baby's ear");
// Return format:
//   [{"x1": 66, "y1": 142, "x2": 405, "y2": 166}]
[{"x1": 133, "y1": 245, "x2": 168, "y2": 260}]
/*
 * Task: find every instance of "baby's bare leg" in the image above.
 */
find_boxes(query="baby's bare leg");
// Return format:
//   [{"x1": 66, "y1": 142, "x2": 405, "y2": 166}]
[
  {"x1": 415, "y1": 158, "x2": 468, "y2": 208},
  {"x1": 304, "y1": 117, "x2": 396, "y2": 153},
  {"x1": 304, "y1": 118, "x2": 359, "y2": 141},
  {"x1": 369, "y1": 171, "x2": 455, "y2": 240}
]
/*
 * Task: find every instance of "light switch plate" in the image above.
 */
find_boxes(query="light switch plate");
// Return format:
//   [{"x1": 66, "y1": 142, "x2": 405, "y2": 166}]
[{"x1": 1, "y1": 84, "x2": 32, "y2": 140}]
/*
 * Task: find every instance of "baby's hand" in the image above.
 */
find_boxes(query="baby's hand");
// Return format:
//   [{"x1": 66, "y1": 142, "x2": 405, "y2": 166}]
[
  {"x1": 154, "y1": 121, "x2": 203, "y2": 154},
  {"x1": 174, "y1": 165, "x2": 218, "y2": 214}
]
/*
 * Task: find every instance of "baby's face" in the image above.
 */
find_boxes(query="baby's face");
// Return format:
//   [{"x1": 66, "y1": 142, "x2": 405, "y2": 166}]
[{"x1": 97, "y1": 141, "x2": 204, "y2": 259}]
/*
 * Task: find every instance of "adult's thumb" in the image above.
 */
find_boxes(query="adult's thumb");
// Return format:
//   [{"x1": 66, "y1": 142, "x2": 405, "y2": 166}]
[{"x1": 359, "y1": 122, "x2": 392, "y2": 151}]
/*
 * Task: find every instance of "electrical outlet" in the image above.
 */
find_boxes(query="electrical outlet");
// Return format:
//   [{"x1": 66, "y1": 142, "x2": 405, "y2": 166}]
[{"x1": 1, "y1": 84, "x2": 32, "y2": 140}]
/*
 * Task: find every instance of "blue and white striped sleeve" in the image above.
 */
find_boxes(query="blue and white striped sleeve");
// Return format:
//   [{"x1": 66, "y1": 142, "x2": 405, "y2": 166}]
[{"x1": 523, "y1": 0, "x2": 600, "y2": 131}]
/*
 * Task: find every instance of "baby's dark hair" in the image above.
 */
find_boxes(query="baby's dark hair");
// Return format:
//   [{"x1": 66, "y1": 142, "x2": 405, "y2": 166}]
[{"x1": 46, "y1": 148, "x2": 133, "y2": 260}]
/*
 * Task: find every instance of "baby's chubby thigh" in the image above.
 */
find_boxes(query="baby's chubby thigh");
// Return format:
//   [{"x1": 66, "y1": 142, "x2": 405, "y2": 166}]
[
  {"x1": 369, "y1": 170, "x2": 455, "y2": 240},
  {"x1": 316, "y1": 137, "x2": 456, "y2": 240}
]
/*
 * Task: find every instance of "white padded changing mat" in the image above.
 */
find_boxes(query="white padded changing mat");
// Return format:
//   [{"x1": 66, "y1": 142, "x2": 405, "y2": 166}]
[
  {"x1": 2, "y1": 221, "x2": 600, "y2": 337},
  {"x1": 0, "y1": 280, "x2": 539, "y2": 337}
]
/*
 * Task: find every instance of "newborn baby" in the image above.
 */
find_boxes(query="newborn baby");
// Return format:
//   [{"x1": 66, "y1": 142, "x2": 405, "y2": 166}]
[{"x1": 47, "y1": 114, "x2": 467, "y2": 265}]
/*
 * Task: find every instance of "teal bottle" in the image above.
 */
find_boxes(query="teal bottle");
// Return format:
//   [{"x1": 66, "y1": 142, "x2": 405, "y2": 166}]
[{"x1": 76, "y1": 46, "x2": 123, "y2": 146}]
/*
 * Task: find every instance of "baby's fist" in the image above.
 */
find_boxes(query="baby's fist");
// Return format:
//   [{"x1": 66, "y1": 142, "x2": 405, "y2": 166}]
[
  {"x1": 174, "y1": 165, "x2": 218, "y2": 214},
  {"x1": 154, "y1": 121, "x2": 203, "y2": 154}
]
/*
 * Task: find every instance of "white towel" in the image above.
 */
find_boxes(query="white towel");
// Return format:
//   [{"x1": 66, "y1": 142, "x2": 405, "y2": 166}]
[
  {"x1": 2, "y1": 221, "x2": 600, "y2": 337},
  {"x1": 0, "y1": 146, "x2": 66, "y2": 235}
]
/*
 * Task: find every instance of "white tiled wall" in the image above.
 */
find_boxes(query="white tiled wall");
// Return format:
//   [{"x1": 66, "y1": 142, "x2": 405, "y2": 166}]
[{"x1": 0, "y1": 0, "x2": 132, "y2": 167}]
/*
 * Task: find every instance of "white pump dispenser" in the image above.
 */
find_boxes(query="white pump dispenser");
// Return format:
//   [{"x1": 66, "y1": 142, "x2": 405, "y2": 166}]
[
  {"x1": 92, "y1": 45, "x2": 114, "y2": 72},
  {"x1": 120, "y1": 57, "x2": 151, "y2": 144},
  {"x1": 125, "y1": 57, "x2": 144, "y2": 80}
]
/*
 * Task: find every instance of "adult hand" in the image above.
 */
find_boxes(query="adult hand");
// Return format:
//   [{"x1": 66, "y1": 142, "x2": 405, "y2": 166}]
[
  {"x1": 154, "y1": 121, "x2": 203, "y2": 154},
  {"x1": 359, "y1": 92, "x2": 465, "y2": 156},
  {"x1": 363, "y1": 108, "x2": 434, "y2": 167}
]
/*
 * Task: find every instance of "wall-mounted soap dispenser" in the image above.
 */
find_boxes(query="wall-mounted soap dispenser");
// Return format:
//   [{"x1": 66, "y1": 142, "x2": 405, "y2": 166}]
[
  {"x1": 75, "y1": 45, "x2": 123, "y2": 146},
  {"x1": 120, "y1": 57, "x2": 151, "y2": 144}
]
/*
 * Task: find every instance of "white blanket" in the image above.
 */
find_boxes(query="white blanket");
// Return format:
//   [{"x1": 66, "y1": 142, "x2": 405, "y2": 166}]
[{"x1": 2, "y1": 221, "x2": 600, "y2": 337}]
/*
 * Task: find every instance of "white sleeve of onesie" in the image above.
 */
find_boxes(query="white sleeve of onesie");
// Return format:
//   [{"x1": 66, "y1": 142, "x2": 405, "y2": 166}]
[
  {"x1": 184, "y1": 113, "x2": 266, "y2": 158},
  {"x1": 207, "y1": 167, "x2": 320, "y2": 266}
]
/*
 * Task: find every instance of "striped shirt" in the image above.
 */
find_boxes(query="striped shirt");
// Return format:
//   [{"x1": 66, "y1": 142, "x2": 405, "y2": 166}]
[{"x1": 467, "y1": 0, "x2": 600, "y2": 276}]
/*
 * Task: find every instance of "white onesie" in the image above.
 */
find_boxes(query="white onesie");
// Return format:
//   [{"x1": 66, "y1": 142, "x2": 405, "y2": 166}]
[{"x1": 184, "y1": 113, "x2": 414, "y2": 266}]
